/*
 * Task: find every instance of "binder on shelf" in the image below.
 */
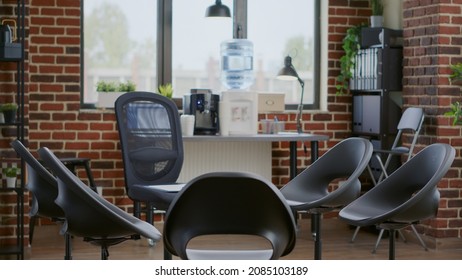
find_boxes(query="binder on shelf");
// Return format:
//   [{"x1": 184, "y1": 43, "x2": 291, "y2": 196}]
[{"x1": 350, "y1": 47, "x2": 402, "y2": 91}]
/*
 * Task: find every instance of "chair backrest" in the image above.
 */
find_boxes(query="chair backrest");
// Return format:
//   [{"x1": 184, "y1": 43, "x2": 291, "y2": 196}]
[
  {"x1": 339, "y1": 143, "x2": 455, "y2": 226},
  {"x1": 392, "y1": 107, "x2": 425, "y2": 159},
  {"x1": 163, "y1": 172, "x2": 297, "y2": 260},
  {"x1": 115, "y1": 92, "x2": 184, "y2": 193},
  {"x1": 10, "y1": 140, "x2": 64, "y2": 219},
  {"x1": 37, "y1": 146, "x2": 162, "y2": 241},
  {"x1": 281, "y1": 137, "x2": 373, "y2": 208}
]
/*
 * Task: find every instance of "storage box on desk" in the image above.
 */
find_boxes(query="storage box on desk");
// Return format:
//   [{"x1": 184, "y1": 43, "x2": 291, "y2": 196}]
[
  {"x1": 0, "y1": 42, "x2": 21, "y2": 61},
  {"x1": 258, "y1": 92, "x2": 285, "y2": 113},
  {"x1": 221, "y1": 90, "x2": 258, "y2": 135}
]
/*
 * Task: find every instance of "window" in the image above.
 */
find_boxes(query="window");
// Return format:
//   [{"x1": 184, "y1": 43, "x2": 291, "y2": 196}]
[
  {"x1": 82, "y1": 0, "x2": 157, "y2": 106},
  {"x1": 171, "y1": 0, "x2": 233, "y2": 96},
  {"x1": 82, "y1": 0, "x2": 320, "y2": 109},
  {"x1": 247, "y1": 0, "x2": 319, "y2": 109}
]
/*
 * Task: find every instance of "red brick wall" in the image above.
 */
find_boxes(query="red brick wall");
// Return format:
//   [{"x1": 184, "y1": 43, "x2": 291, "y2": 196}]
[
  {"x1": 0, "y1": 0, "x2": 459, "y2": 246},
  {"x1": 402, "y1": 0, "x2": 462, "y2": 240}
]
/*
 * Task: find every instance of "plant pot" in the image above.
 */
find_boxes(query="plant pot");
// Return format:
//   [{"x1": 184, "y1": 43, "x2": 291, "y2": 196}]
[
  {"x1": 96, "y1": 91, "x2": 126, "y2": 109},
  {"x1": 0, "y1": 112, "x2": 4, "y2": 123},
  {"x1": 370, "y1": 16, "x2": 383, "y2": 28},
  {"x1": 6, "y1": 177, "x2": 16, "y2": 188},
  {"x1": 3, "y1": 109, "x2": 17, "y2": 123}
]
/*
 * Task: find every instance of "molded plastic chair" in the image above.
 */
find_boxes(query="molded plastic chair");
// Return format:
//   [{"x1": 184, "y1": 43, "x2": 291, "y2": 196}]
[
  {"x1": 163, "y1": 172, "x2": 296, "y2": 260},
  {"x1": 10, "y1": 140, "x2": 73, "y2": 260},
  {"x1": 352, "y1": 107, "x2": 425, "y2": 251},
  {"x1": 339, "y1": 143, "x2": 455, "y2": 260},
  {"x1": 280, "y1": 137, "x2": 373, "y2": 260},
  {"x1": 38, "y1": 146, "x2": 162, "y2": 260}
]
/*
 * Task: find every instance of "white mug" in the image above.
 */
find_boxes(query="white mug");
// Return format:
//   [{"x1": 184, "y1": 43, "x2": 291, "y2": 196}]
[{"x1": 180, "y1": 114, "x2": 195, "y2": 136}]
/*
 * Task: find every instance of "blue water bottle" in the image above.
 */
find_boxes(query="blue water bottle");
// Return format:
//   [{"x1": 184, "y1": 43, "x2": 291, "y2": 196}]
[{"x1": 220, "y1": 39, "x2": 254, "y2": 89}]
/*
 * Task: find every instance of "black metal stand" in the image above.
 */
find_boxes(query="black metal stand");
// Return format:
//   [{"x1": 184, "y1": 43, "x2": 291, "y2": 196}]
[
  {"x1": 312, "y1": 212, "x2": 322, "y2": 260},
  {"x1": 388, "y1": 228, "x2": 396, "y2": 260},
  {"x1": 65, "y1": 233, "x2": 72, "y2": 260}
]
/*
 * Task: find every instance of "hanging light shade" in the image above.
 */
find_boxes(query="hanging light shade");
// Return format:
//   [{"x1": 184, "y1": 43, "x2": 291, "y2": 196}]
[{"x1": 205, "y1": 0, "x2": 231, "y2": 18}]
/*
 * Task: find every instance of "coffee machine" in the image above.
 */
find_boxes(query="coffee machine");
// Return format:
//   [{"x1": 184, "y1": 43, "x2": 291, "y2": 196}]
[{"x1": 183, "y1": 89, "x2": 219, "y2": 135}]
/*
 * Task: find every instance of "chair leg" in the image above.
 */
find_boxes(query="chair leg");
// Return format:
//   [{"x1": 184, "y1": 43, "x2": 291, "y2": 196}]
[
  {"x1": 372, "y1": 228, "x2": 385, "y2": 254},
  {"x1": 312, "y1": 212, "x2": 322, "y2": 260},
  {"x1": 397, "y1": 229, "x2": 407, "y2": 243},
  {"x1": 350, "y1": 226, "x2": 361, "y2": 243},
  {"x1": 134, "y1": 201, "x2": 141, "y2": 219},
  {"x1": 29, "y1": 216, "x2": 36, "y2": 245},
  {"x1": 410, "y1": 224, "x2": 428, "y2": 251},
  {"x1": 64, "y1": 233, "x2": 72, "y2": 260},
  {"x1": 388, "y1": 228, "x2": 396, "y2": 260},
  {"x1": 164, "y1": 247, "x2": 172, "y2": 260},
  {"x1": 101, "y1": 246, "x2": 109, "y2": 260}
]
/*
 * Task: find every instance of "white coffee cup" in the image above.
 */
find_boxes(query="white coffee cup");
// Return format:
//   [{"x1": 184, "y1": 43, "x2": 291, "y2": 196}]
[
  {"x1": 180, "y1": 114, "x2": 195, "y2": 136},
  {"x1": 219, "y1": 101, "x2": 230, "y2": 136}
]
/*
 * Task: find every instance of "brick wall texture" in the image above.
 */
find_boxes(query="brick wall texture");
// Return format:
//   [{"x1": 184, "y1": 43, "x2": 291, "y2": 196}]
[{"x1": 0, "y1": 0, "x2": 460, "y2": 247}]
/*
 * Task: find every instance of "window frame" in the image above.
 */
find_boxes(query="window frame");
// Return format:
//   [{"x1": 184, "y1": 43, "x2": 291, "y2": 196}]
[{"x1": 81, "y1": 0, "x2": 321, "y2": 110}]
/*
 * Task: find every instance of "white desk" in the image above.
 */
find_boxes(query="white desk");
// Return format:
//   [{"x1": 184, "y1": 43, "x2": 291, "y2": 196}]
[{"x1": 179, "y1": 133, "x2": 329, "y2": 182}]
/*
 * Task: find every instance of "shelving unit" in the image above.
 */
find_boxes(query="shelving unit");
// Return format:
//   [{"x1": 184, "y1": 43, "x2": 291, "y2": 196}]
[
  {"x1": 351, "y1": 27, "x2": 403, "y2": 181},
  {"x1": 0, "y1": 0, "x2": 25, "y2": 260}
]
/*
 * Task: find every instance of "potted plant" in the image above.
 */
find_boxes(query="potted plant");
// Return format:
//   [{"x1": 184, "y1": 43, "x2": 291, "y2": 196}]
[
  {"x1": 1, "y1": 102, "x2": 18, "y2": 123},
  {"x1": 445, "y1": 63, "x2": 462, "y2": 125},
  {"x1": 336, "y1": 24, "x2": 364, "y2": 95},
  {"x1": 158, "y1": 83, "x2": 173, "y2": 99},
  {"x1": 3, "y1": 167, "x2": 18, "y2": 188},
  {"x1": 370, "y1": 0, "x2": 384, "y2": 27},
  {"x1": 96, "y1": 80, "x2": 136, "y2": 109}
]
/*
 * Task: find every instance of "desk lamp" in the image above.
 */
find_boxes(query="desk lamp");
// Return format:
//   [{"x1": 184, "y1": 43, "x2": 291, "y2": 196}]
[
  {"x1": 277, "y1": 55, "x2": 305, "y2": 134},
  {"x1": 205, "y1": 0, "x2": 231, "y2": 17}
]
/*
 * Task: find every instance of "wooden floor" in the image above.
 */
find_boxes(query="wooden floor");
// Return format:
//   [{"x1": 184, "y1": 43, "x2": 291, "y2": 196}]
[{"x1": 22, "y1": 218, "x2": 462, "y2": 260}]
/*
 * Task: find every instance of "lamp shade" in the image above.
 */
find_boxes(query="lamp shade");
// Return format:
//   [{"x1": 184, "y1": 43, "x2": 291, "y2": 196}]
[
  {"x1": 277, "y1": 56, "x2": 299, "y2": 81},
  {"x1": 205, "y1": 0, "x2": 231, "y2": 18}
]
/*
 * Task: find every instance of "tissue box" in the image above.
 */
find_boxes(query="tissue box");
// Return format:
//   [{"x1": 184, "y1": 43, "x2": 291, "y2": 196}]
[{"x1": 258, "y1": 93, "x2": 285, "y2": 113}]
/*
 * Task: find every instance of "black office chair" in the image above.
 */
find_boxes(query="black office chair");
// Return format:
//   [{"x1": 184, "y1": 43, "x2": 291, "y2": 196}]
[
  {"x1": 38, "y1": 146, "x2": 162, "y2": 260},
  {"x1": 339, "y1": 143, "x2": 455, "y2": 260},
  {"x1": 163, "y1": 172, "x2": 297, "y2": 260},
  {"x1": 10, "y1": 140, "x2": 73, "y2": 260},
  {"x1": 115, "y1": 92, "x2": 183, "y2": 218},
  {"x1": 280, "y1": 137, "x2": 373, "y2": 260},
  {"x1": 115, "y1": 91, "x2": 184, "y2": 259},
  {"x1": 352, "y1": 107, "x2": 426, "y2": 251}
]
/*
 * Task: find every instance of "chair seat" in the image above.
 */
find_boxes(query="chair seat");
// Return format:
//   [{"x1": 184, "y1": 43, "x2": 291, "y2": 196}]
[
  {"x1": 186, "y1": 249, "x2": 274, "y2": 260},
  {"x1": 128, "y1": 183, "x2": 184, "y2": 209}
]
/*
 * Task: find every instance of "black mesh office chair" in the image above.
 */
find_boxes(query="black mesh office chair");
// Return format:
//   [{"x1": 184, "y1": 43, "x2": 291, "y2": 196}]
[
  {"x1": 10, "y1": 140, "x2": 72, "y2": 260},
  {"x1": 280, "y1": 137, "x2": 373, "y2": 260},
  {"x1": 115, "y1": 92, "x2": 183, "y2": 215},
  {"x1": 115, "y1": 91, "x2": 184, "y2": 258},
  {"x1": 38, "y1": 146, "x2": 162, "y2": 260},
  {"x1": 163, "y1": 172, "x2": 296, "y2": 260},
  {"x1": 339, "y1": 143, "x2": 455, "y2": 260},
  {"x1": 351, "y1": 107, "x2": 426, "y2": 251}
]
